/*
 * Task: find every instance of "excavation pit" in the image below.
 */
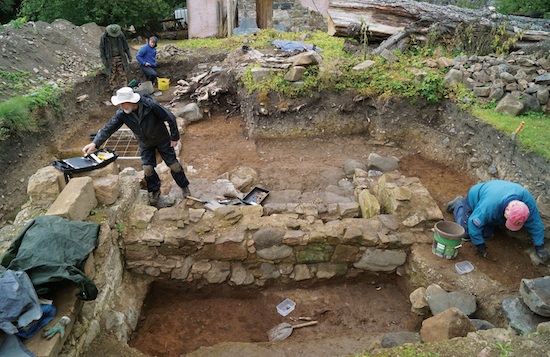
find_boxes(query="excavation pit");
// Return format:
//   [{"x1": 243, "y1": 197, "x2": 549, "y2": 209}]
[
  {"x1": 3, "y1": 57, "x2": 550, "y2": 357},
  {"x1": 129, "y1": 276, "x2": 417, "y2": 357}
]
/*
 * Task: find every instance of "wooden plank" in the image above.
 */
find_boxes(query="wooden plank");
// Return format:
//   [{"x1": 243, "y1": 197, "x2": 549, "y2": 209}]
[
  {"x1": 228, "y1": 0, "x2": 233, "y2": 36},
  {"x1": 257, "y1": 0, "x2": 273, "y2": 29}
]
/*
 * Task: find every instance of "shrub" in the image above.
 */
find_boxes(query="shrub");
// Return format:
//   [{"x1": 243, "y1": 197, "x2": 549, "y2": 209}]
[{"x1": 0, "y1": 96, "x2": 36, "y2": 139}]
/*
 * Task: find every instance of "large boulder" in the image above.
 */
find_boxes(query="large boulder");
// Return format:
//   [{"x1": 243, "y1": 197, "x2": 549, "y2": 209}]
[
  {"x1": 520, "y1": 277, "x2": 550, "y2": 317},
  {"x1": 344, "y1": 159, "x2": 366, "y2": 179},
  {"x1": 420, "y1": 307, "x2": 476, "y2": 343},
  {"x1": 495, "y1": 94, "x2": 525, "y2": 116},
  {"x1": 46, "y1": 177, "x2": 97, "y2": 221},
  {"x1": 424, "y1": 284, "x2": 477, "y2": 316},
  {"x1": 229, "y1": 167, "x2": 259, "y2": 193},
  {"x1": 27, "y1": 166, "x2": 66, "y2": 205},
  {"x1": 176, "y1": 103, "x2": 203, "y2": 122},
  {"x1": 367, "y1": 153, "x2": 399, "y2": 172}
]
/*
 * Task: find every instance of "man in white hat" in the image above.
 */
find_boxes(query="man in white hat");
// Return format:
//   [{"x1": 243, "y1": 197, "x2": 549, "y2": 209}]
[
  {"x1": 83, "y1": 87, "x2": 190, "y2": 207},
  {"x1": 99, "y1": 24, "x2": 132, "y2": 94}
]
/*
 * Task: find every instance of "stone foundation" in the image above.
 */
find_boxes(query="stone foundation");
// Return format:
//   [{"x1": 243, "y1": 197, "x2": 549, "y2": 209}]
[{"x1": 237, "y1": 0, "x2": 327, "y2": 32}]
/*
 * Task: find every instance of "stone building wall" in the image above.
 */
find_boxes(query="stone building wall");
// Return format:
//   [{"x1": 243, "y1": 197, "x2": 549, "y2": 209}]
[
  {"x1": 237, "y1": 0, "x2": 327, "y2": 32},
  {"x1": 120, "y1": 170, "x2": 442, "y2": 285}
]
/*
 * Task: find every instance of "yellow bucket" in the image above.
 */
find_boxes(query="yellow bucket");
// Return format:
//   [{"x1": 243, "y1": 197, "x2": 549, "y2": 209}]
[{"x1": 158, "y1": 78, "x2": 169, "y2": 91}]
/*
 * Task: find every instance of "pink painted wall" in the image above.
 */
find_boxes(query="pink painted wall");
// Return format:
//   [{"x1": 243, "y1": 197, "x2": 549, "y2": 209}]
[
  {"x1": 300, "y1": 0, "x2": 328, "y2": 16},
  {"x1": 188, "y1": 0, "x2": 227, "y2": 39}
]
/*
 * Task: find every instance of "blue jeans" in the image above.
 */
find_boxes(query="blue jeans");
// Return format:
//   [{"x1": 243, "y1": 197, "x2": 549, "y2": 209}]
[
  {"x1": 140, "y1": 140, "x2": 189, "y2": 192},
  {"x1": 453, "y1": 194, "x2": 494, "y2": 240},
  {"x1": 140, "y1": 65, "x2": 157, "y2": 83}
]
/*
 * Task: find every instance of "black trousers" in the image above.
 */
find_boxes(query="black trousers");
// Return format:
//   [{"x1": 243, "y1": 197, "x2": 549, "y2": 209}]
[{"x1": 140, "y1": 140, "x2": 189, "y2": 192}]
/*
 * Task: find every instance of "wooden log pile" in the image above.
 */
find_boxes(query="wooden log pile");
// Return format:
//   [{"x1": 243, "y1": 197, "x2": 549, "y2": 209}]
[{"x1": 327, "y1": 0, "x2": 550, "y2": 50}]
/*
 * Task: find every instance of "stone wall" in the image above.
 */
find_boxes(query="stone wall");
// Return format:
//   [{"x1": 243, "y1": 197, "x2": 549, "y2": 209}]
[
  {"x1": 440, "y1": 51, "x2": 550, "y2": 116},
  {"x1": 237, "y1": 0, "x2": 327, "y2": 32},
  {"x1": 121, "y1": 170, "x2": 440, "y2": 285}
]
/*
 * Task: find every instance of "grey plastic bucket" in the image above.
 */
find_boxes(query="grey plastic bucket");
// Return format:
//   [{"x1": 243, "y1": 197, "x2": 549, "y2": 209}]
[{"x1": 134, "y1": 81, "x2": 154, "y2": 96}]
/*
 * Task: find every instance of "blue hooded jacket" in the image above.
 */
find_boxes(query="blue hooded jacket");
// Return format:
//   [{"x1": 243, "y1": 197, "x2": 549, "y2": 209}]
[
  {"x1": 136, "y1": 36, "x2": 158, "y2": 68},
  {"x1": 467, "y1": 180, "x2": 545, "y2": 246}
]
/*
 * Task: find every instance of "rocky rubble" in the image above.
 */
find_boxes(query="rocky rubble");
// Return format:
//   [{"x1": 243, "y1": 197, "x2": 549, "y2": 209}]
[
  {"x1": 390, "y1": 281, "x2": 550, "y2": 350},
  {"x1": 0, "y1": 19, "x2": 103, "y2": 100},
  {"x1": 442, "y1": 51, "x2": 550, "y2": 115}
]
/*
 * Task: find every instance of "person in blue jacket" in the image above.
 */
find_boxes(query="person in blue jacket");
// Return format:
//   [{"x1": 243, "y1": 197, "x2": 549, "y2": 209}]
[
  {"x1": 446, "y1": 180, "x2": 549, "y2": 262},
  {"x1": 136, "y1": 36, "x2": 158, "y2": 83}
]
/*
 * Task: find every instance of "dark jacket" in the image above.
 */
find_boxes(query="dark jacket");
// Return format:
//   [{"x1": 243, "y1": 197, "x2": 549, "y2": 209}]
[
  {"x1": 93, "y1": 96, "x2": 179, "y2": 149},
  {"x1": 136, "y1": 36, "x2": 158, "y2": 68},
  {"x1": 99, "y1": 31, "x2": 131, "y2": 75}
]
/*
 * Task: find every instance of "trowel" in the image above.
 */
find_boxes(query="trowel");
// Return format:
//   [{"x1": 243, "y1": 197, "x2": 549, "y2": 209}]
[{"x1": 511, "y1": 121, "x2": 524, "y2": 141}]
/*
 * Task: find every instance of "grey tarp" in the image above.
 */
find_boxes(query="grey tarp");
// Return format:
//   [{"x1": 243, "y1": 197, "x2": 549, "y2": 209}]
[
  {"x1": 0, "y1": 268, "x2": 42, "y2": 357},
  {"x1": 0, "y1": 215, "x2": 100, "y2": 301},
  {"x1": 0, "y1": 269, "x2": 42, "y2": 334}
]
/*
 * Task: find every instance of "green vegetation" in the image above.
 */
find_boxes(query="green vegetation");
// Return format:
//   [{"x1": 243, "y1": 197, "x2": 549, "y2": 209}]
[
  {"x1": 18, "y1": 0, "x2": 186, "y2": 28},
  {"x1": 0, "y1": 83, "x2": 62, "y2": 141},
  {"x1": 0, "y1": 17, "x2": 27, "y2": 29},
  {"x1": 453, "y1": 20, "x2": 526, "y2": 56},
  {"x1": 497, "y1": 0, "x2": 550, "y2": 16},
  {"x1": 456, "y1": 0, "x2": 482, "y2": 9},
  {"x1": 232, "y1": 31, "x2": 447, "y2": 102},
  {"x1": 0, "y1": 96, "x2": 34, "y2": 139},
  {"x1": 496, "y1": 342, "x2": 514, "y2": 357},
  {"x1": 116, "y1": 224, "x2": 125, "y2": 233},
  {"x1": 472, "y1": 106, "x2": 550, "y2": 160},
  {"x1": 0, "y1": 67, "x2": 33, "y2": 92}
]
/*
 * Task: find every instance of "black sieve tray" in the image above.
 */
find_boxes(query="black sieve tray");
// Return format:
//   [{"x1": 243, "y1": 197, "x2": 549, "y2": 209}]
[{"x1": 242, "y1": 187, "x2": 270, "y2": 205}]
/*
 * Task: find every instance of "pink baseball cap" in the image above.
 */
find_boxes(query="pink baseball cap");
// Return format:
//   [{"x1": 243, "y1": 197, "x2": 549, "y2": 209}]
[{"x1": 505, "y1": 202, "x2": 530, "y2": 231}]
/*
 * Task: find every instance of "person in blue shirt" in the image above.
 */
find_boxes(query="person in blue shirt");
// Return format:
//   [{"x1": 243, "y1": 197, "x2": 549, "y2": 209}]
[
  {"x1": 136, "y1": 36, "x2": 158, "y2": 83},
  {"x1": 446, "y1": 180, "x2": 549, "y2": 262}
]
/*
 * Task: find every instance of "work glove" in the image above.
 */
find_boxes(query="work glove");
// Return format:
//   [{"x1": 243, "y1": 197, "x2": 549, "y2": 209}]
[
  {"x1": 42, "y1": 316, "x2": 71, "y2": 340},
  {"x1": 476, "y1": 243, "x2": 487, "y2": 257},
  {"x1": 535, "y1": 245, "x2": 550, "y2": 263}
]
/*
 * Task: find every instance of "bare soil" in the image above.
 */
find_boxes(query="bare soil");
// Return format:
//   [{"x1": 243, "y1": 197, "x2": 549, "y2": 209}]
[{"x1": 129, "y1": 276, "x2": 416, "y2": 357}]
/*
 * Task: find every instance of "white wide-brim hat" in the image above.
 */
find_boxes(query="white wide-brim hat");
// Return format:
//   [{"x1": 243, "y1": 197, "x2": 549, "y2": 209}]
[{"x1": 111, "y1": 87, "x2": 141, "y2": 106}]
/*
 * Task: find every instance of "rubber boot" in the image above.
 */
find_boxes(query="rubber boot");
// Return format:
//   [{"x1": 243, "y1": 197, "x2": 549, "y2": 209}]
[
  {"x1": 149, "y1": 190, "x2": 160, "y2": 206},
  {"x1": 446, "y1": 195, "x2": 464, "y2": 214}
]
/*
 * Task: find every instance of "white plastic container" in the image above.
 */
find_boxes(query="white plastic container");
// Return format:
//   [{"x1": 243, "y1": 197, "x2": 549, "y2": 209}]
[
  {"x1": 276, "y1": 298, "x2": 296, "y2": 316},
  {"x1": 175, "y1": 8, "x2": 188, "y2": 26},
  {"x1": 455, "y1": 261, "x2": 474, "y2": 274}
]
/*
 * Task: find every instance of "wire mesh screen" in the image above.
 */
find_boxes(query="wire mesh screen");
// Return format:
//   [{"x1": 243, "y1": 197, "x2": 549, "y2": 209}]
[{"x1": 101, "y1": 129, "x2": 140, "y2": 159}]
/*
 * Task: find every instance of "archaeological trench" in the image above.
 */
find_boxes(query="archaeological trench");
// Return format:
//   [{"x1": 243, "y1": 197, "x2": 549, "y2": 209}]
[{"x1": 2, "y1": 51, "x2": 550, "y2": 357}]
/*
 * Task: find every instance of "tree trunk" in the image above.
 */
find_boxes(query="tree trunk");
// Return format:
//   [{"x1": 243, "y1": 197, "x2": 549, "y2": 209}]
[{"x1": 327, "y1": 0, "x2": 550, "y2": 44}]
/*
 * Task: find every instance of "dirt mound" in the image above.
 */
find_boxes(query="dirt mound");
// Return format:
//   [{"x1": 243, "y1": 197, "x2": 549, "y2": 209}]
[{"x1": 0, "y1": 19, "x2": 104, "y2": 101}]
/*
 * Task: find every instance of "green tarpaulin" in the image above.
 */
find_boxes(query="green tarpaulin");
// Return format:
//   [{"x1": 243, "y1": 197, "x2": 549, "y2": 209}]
[{"x1": 0, "y1": 215, "x2": 100, "y2": 301}]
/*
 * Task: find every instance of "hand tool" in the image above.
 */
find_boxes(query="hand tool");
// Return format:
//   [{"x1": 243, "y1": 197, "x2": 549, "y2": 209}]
[
  {"x1": 511, "y1": 121, "x2": 524, "y2": 141},
  {"x1": 268, "y1": 321, "x2": 318, "y2": 342}
]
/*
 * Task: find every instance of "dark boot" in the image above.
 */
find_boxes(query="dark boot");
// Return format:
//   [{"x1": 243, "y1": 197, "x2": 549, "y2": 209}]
[
  {"x1": 446, "y1": 195, "x2": 464, "y2": 214},
  {"x1": 149, "y1": 190, "x2": 160, "y2": 206},
  {"x1": 182, "y1": 186, "x2": 191, "y2": 198}
]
